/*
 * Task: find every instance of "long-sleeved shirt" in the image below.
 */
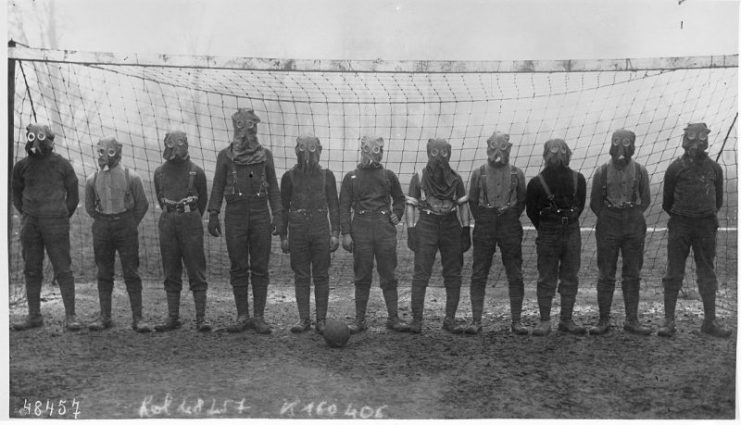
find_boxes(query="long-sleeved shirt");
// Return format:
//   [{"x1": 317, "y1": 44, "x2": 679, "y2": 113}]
[
  {"x1": 207, "y1": 147, "x2": 282, "y2": 219},
  {"x1": 12, "y1": 152, "x2": 79, "y2": 218},
  {"x1": 467, "y1": 163, "x2": 526, "y2": 220},
  {"x1": 153, "y1": 159, "x2": 208, "y2": 216},
  {"x1": 590, "y1": 160, "x2": 651, "y2": 215},
  {"x1": 339, "y1": 166, "x2": 405, "y2": 235},
  {"x1": 525, "y1": 166, "x2": 587, "y2": 229},
  {"x1": 663, "y1": 154, "x2": 723, "y2": 217},
  {"x1": 85, "y1": 164, "x2": 149, "y2": 224},
  {"x1": 279, "y1": 166, "x2": 340, "y2": 237}
]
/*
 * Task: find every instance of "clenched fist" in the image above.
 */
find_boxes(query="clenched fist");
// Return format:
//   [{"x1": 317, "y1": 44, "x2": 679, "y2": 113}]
[
  {"x1": 280, "y1": 238, "x2": 290, "y2": 254},
  {"x1": 342, "y1": 234, "x2": 354, "y2": 253},
  {"x1": 208, "y1": 212, "x2": 221, "y2": 237},
  {"x1": 329, "y1": 235, "x2": 340, "y2": 252}
]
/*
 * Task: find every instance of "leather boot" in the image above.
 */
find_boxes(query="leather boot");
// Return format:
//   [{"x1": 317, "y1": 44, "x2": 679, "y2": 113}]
[
  {"x1": 13, "y1": 282, "x2": 44, "y2": 331},
  {"x1": 314, "y1": 283, "x2": 329, "y2": 335},
  {"x1": 155, "y1": 291, "x2": 182, "y2": 332},
  {"x1": 467, "y1": 281, "x2": 485, "y2": 335},
  {"x1": 442, "y1": 286, "x2": 464, "y2": 334},
  {"x1": 558, "y1": 295, "x2": 586, "y2": 335},
  {"x1": 657, "y1": 318, "x2": 676, "y2": 337},
  {"x1": 590, "y1": 288, "x2": 613, "y2": 335},
  {"x1": 193, "y1": 290, "x2": 212, "y2": 332},
  {"x1": 657, "y1": 289, "x2": 678, "y2": 337},
  {"x1": 58, "y1": 277, "x2": 81, "y2": 331},
  {"x1": 509, "y1": 296, "x2": 529, "y2": 335},
  {"x1": 227, "y1": 286, "x2": 252, "y2": 333},
  {"x1": 408, "y1": 285, "x2": 426, "y2": 334},
  {"x1": 290, "y1": 285, "x2": 311, "y2": 333},
  {"x1": 623, "y1": 285, "x2": 651, "y2": 336},
  {"x1": 590, "y1": 316, "x2": 611, "y2": 336},
  {"x1": 348, "y1": 285, "x2": 370, "y2": 334},
  {"x1": 88, "y1": 290, "x2": 113, "y2": 331},
  {"x1": 383, "y1": 288, "x2": 410, "y2": 332},
  {"x1": 700, "y1": 290, "x2": 732, "y2": 338},
  {"x1": 252, "y1": 284, "x2": 272, "y2": 335},
  {"x1": 532, "y1": 297, "x2": 552, "y2": 336},
  {"x1": 129, "y1": 291, "x2": 152, "y2": 333},
  {"x1": 532, "y1": 320, "x2": 552, "y2": 337}
]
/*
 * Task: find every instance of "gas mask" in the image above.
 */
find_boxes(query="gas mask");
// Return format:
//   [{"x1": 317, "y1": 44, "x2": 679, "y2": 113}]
[
  {"x1": 486, "y1": 132, "x2": 512, "y2": 167},
  {"x1": 543, "y1": 138, "x2": 571, "y2": 169},
  {"x1": 232, "y1": 108, "x2": 261, "y2": 150},
  {"x1": 427, "y1": 138, "x2": 452, "y2": 178},
  {"x1": 609, "y1": 129, "x2": 635, "y2": 168},
  {"x1": 427, "y1": 138, "x2": 451, "y2": 167},
  {"x1": 97, "y1": 137, "x2": 123, "y2": 170},
  {"x1": 682, "y1": 123, "x2": 710, "y2": 161},
  {"x1": 163, "y1": 130, "x2": 189, "y2": 162},
  {"x1": 359, "y1": 136, "x2": 384, "y2": 168},
  {"x1": 24, "y1": 124, "x2": 55, "y2": 157},
  {"x1": 295, "y1": 135, "x2": 322, "y2": 172}
]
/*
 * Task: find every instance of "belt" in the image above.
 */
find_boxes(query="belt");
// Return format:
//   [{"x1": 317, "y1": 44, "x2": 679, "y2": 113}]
[
  {"x1": 604, "y1": 202, "x2": 638, "y2": 210},
  {"x1": 95, "y1": 210, "x2": 131, "y2": 221},
  {"x1": 356, "y1": 209, "x2": 391, "y2": 216},
  {"x1": 480, "y1": 204, "x2": 513, "y2": 216},
  {"x1": 540, "y1": 216, "x2": 577, "y2": 225},
  {"x1": 290, "y1": 208, "x2": 328, "y2": 217},
  {"x1": 164, "y1": 203, "x2": 198, "y2": 213},
  {"x1": 420, "y1": 208, "x2": 457, "y2": 216}
]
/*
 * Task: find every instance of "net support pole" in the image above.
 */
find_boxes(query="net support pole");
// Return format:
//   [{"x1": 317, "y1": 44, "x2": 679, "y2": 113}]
[{"x1": 8, "y1": 39, "x2": 16, "y2": 253}]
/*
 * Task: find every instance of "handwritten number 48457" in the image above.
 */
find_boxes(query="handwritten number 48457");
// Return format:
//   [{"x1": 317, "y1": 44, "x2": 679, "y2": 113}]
[{"x1": 19, "y1": 398, "x2": 81, "y2": 419}]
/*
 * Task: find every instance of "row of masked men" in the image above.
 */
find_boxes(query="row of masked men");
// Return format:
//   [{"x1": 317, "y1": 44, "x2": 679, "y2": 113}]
[{"x1": 11, "y1": 111, "x2": 730, "y2": 339}]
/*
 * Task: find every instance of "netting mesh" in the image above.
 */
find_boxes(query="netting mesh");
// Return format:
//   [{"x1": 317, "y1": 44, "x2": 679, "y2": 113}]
[{"x1": 9, "y1": 50, "x2": 738, "y2": 310}]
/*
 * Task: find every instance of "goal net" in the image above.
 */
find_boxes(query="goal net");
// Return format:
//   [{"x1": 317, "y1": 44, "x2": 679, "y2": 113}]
[{"x1": 8, "y1": 46, "x2": 738, "y2": 310}]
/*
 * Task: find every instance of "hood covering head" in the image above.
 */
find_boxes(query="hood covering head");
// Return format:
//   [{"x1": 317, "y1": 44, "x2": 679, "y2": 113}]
[
  {"x1": 25, "y1": 124, "x2": 55, "y2": 158},
  {"x1": 295, "y1": 135, "x2": 322, "y2": 172},
  {"x1": 486, "y1": 131, "x2": 512, "y2": 167},
  {"x1": 609, "y1": 129, "x2": 636, "y2": 168},
  {"x1": 682, "y1": 122, "x2": 710, "y2": 161},
  {"x1": 423, "y1": 138, "x2": 459, "y2": 200},
  {"x1": 97, "y1": 137, "x2": 123, "y2": 170},
  {"x1": 543, "y1": 138, "x2": 572, "y2": 169},
  {"x1": 358, "y1": 136, "x2": 384, "y2": 168},
  {"x1": 163, "y1": 130, "x2": 189, "y2": 162},
  {"x1": 228, "y1": 108, "x2": 265, "y2": 165}
]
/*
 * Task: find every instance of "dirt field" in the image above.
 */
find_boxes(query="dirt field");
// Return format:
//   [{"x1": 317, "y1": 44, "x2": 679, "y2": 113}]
[{"x1": 8, "y1": 277, "x2": 736, "y2": 419}]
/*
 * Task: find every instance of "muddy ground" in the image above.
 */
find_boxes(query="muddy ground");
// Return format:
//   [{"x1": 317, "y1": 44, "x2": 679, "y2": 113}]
[{"x1": 8, "y1": 277, "x2": 736, "y2": 420}]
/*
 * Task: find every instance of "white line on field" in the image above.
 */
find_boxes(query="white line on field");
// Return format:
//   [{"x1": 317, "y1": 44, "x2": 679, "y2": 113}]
[{"x1": 517, "y1": 226, "x2": 738, "y2": 232}]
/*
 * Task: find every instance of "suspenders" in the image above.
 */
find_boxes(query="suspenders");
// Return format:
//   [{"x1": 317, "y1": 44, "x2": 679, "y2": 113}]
[
  {"x1": 93, "y1": 166, "x2": 131, "y2": 214},
  {"x1": 478, "y1": 164, "x2": 518, "y2": 211},
  {"x1": 537, "y1": 170, "x2": 579, "y2": 220}
]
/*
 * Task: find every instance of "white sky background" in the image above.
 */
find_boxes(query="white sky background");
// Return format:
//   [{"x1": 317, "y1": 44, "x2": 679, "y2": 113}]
[{"x1": 5, "y1": 0, "x2": 740, "y2": 60}]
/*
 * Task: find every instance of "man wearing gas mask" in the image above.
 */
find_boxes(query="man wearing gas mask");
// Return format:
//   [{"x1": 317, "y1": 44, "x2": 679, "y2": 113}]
[
  {"x1": 207, "y1": 109, "x2": 282, "y2": 335},
  {"x1": 405, "y1": 138, "x2": 471, "y2": 334},
  {"x1": 526, "y1": 138, "x2": 587, "y2": 336},
  {"x1": 339, "y1": 136, "x2": 409, "y2": 334},
  {"x1": 278, "y1": 135, "x2": 340, "y2": 334},
  {"x1": 85, "y1": 136, "x2": 151, "y2": 332},
  {"x1": 465, "y1": 131, "x2": 527, "y2": 335},
  {"x1": 659, "y1": 123, "x2": 730, "y2": 338},
  {"x1": 153, "y1": 131, "x2": 211, "y2": 332},
  {"x1": 589, "y1": 129, "x2": 652, "y2": 336},
  {"x1": 11, "y1": 124, "x2": 81, "y2": 331}
]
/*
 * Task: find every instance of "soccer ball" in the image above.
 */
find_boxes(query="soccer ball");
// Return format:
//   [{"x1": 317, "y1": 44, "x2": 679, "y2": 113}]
[{"x1": 323, "y1": 319, "x2": 351, "y2": 348}]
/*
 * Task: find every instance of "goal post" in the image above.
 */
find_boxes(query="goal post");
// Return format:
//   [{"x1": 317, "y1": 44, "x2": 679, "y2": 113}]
[{"x1": 7, "y1": 45, "x2": 738, "y2": 310}]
